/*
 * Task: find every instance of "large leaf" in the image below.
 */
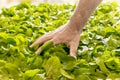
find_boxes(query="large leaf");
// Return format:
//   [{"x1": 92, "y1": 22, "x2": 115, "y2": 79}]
[{"x1": 43, "y1": 56, "x2": 61, "y2": 80}]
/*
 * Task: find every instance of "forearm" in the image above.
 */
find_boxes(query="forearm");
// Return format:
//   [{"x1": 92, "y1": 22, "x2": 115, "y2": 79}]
[{"x1": 70, "y1": 0, "x2": 103, "y2": 32}]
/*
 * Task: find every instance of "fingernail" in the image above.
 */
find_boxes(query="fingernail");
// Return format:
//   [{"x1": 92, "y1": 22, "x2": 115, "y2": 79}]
[
  {"x1": 35, "y1": 52, "x2": 37, "y2": 54},
  {"x1": 35, "y1": 49, "x2": 41, "y2": 55},
  {"x1": 29, "y1": 45, "x2": 33, "y2": 48},
  {"x1": 35, "y1": 51, "x2": 39, "y2": 54},
  {"x1": 70, "y1": 54, "x2": 77, "y2": 59}
]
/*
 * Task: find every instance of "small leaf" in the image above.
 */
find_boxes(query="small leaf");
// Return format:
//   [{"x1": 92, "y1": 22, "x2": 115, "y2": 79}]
[
  {"x1": 60, "y1": 69, "x2": 74, "y2": 79},
  {"x1": 0, "y1": 60, "x2": 6, "y2": 67},
  {"x1": 96, "y1": 58, "x2": 110, "y2": 75},
  {"x1": 40, "y1": 41, "x2": 54, "y2": 53},
  {"x1": 24, "y1": 69, "x2": 40, "y2": 79}
]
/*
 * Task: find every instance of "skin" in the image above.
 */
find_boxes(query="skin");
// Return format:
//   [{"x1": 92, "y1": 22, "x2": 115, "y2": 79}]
[{"x1": 30, "y1": 0, "x2": 103, "y2": 58}]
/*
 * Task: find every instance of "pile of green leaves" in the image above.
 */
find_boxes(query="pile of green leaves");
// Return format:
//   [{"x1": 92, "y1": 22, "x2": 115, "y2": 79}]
[{"x1": 0, "y1": 2, "x2": 120, "y2": 80}]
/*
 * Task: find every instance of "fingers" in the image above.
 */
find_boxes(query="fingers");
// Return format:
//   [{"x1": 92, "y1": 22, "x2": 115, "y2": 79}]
[
  {"x1": 30, "y1": 33, "x2": 52, "y2": 48},
  {"x1": 69, "y1": 41, "x2": 79, "y2": 58},
  {"x1": 35, "y1": 47, "x2": 41, "y2": 54},
  {"x1": 51, "y1": 38, "x2": 60, "y2": 46},
  {"x1": 35, "y1": 40, "x2": 54, "y2": 54}
]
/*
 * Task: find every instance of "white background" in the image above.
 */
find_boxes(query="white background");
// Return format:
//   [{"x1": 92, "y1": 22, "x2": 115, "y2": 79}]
[{"x1": 0, "y1": 0, "x2": 120, "y2": 9}]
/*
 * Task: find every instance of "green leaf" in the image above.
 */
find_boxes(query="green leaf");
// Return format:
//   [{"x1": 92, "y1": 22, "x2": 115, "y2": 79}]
[
  {"x1": 105, "y1": 58, "x2": 120, "y2": 70},
  {"x1": 62, "y1": 55, "x2": 76, "y2": 70},
  {"x1": 40, "y1": 41, "x2": 54, "y2": 53},
  {"x1": 60, "y1": 69, "x2": 74, "y2": 79},
  {"x1": 24, "y1": 69, "x2": 40, "y2": 80},
  {"x1": 103, "y1": 27, "x2": 116, "y2": 37},
  {"x1": 96, "y1": 58, "x2": 110, "y2": 75},
  {"x1": 0, "y1": 60, "x2": 6, "y2": 67},
  {"x1": 26, "y1": 28, "x2": 33, "y2": 36},
  {"x1": 74, "y1": 74, "x2": 91, "y2": 80},
  {"x1": 107, "y1": 73, "x2": 120, "y2": 79},
  {"x1": 44, "y1": 56, "x2": 61, "y2": 79}
]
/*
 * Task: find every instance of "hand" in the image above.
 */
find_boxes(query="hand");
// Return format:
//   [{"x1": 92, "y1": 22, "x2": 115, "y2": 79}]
[{"x1": 30, "y1": 22, "x2": 81, "y2": 58}]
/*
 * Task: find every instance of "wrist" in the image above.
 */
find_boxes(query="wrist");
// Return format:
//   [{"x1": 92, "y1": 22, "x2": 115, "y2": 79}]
[{"x1": 67, "y1": 20, "x2": 83, "y2": 34}]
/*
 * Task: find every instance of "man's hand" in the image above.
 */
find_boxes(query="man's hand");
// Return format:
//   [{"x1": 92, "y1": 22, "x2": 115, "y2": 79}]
[
  {"x1": 30, "y1": 0, "x2": 102, "y2": 58},
  {"x1": 30, "y1": 22, "x2": 81, "y2": 58}
]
